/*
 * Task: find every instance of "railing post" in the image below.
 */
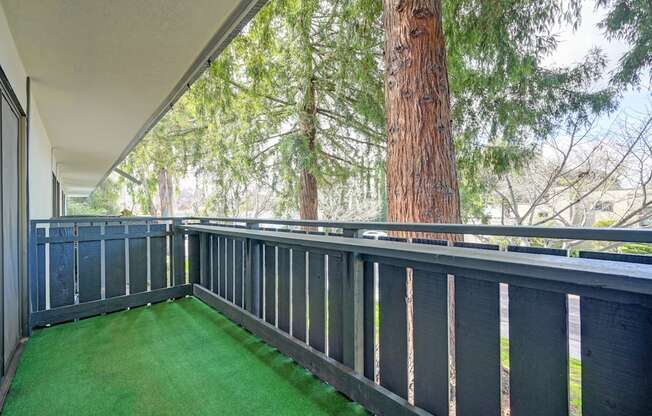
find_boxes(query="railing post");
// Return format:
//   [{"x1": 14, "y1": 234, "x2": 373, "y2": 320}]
[
  {"x1": 26, "y1": 221, "x2": 38, "y2": 335},
  {"x1": 343, "y1": 228, "x2": 364, "y2": 373},
  {"x1": 245, "y1": 222, "x2": 262, "y2": 317},
  {"x1": 171, "y1": 219, "x2": 185, "y2": 286}
]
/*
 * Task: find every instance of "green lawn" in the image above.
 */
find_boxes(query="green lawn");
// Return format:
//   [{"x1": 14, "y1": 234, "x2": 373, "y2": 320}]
[{"x1": 3, "y1": 298, "x2": 367, "y2": 416}]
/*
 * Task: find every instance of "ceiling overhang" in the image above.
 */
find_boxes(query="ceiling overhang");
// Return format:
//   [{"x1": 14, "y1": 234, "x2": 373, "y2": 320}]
[{"x1": 2, "y1": 0, "x2": 267, "y2": 196}]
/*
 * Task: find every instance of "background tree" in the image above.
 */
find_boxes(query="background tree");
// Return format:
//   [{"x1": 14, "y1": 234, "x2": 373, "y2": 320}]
[
  {"x1": 197, "y1": 0, "x2": 385, "y2": 219},
  {"x1": 66, "y1": 177, "x2": 122, "y2": 216},
  {"x1": 490, "y1": 105, "x2": 652, "y2": 249},
  {"x1": 95, "y1": 0, "x2": 628, "y2": 224},
  {"x1": 597, "y1": 0, "x2": 651, "y2": 87}
]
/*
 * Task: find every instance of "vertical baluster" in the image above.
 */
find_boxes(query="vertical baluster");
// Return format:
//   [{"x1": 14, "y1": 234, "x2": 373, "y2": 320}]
[
  {"x1": 378, "y1": 263, "x2": 408, "y2": 399},
  {"x1": 264, "y1": 244, "x2": 276, "y2": 325},
  {"x1": 234, "y1": 240, "x2": 244, "y2": 307},
  {"x1": 455, "y1": 276, "x2": 501, "y2": 416},
  {"x1": 277, "y1": 247, "x2": 290, "y2": 333},
  {"x1": 363, "y1": 261, "x2": 375, "y2": 381},
  {"x1": 149, "y1": 223, "x2": 167, "y2": 290},
  {"x1": 128, "y1": 224, "x2": 147, "y2": 293},
  {"x1": 413, "y1": 268, "x2": 448, "y2": 415},
  {"x1": 77, "y1": 225, "x2": 101, "y2": 303},
  {"x1": 291, "y1": 249, "x2": 307, "y2": 342},
  {"x1": 309, "y1": 252, "x2": 326, "y2": 352},
  {"x1": 105, "y1": 224, "x2": 126, "y2": 298},
  {"x1": 328, "y1": 252, "x2": 344, "y2": 363},
  {"x1": 581, "y1": 296, "x2": 652, "y2": 416}
]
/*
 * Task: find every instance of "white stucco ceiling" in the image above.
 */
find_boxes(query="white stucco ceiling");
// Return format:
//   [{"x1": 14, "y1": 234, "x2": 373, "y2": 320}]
[{"x1": 2, "y1": 0, "x2": 265, "y2": 196}]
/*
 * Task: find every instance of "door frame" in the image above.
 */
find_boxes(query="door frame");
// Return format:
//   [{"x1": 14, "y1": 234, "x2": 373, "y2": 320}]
[{"x1": 0, "y1": 63, "x2": 28, "y2": 380}]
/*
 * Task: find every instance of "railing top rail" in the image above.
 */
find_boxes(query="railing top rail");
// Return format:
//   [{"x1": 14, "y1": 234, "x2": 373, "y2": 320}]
[
  {"x1": 181, "y1": 224, "x2": 652, "y2": 297},
  {"x1": 31, "y1": 216, "x2": 652, "y2": 243},
  {"x1": 191, "y1": 216, "x2": 652, "y2": 243},
  {"x1": 31, "y1": 216, "x2": 181, "y2": 225}
]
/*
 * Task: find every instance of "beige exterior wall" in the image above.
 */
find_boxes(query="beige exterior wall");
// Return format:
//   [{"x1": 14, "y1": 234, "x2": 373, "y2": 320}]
[{"x1": 0, "y1": 3, "x2": 55, "y2": 219}]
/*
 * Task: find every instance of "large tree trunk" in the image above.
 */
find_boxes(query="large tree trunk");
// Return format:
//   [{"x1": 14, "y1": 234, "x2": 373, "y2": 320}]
[
  {"x1": 298, "y1": 79, "x2": 319, "y2": 220},
  {"x1": 383, "y1": 0, "x2": 461, "y2": 240}
]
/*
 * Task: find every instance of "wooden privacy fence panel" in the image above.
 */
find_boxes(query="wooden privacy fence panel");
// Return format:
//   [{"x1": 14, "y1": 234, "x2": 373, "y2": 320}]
[{"x1": 30, "y1": 219, "x2": 192, "y2": 327}]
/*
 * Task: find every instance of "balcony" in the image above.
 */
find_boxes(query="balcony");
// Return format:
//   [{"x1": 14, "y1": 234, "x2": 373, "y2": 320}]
[{"x1": 2, "y1": 217, "x2": 649, "y2": 415}]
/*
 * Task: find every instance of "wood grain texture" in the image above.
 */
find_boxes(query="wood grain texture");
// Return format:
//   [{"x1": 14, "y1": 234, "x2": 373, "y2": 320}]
[
  {"x1": 77, "y1": 226, "x2": 102, "y2": 303},
  {"x1": 48, "y1": 227, "x2": 75, "y2": 308},
  {"x1": 277, "y1": 247, "x2": 290, "y2": 333},
  {"x1": 412, "y1": 269, "x2": 448, "y2": 415},
  {"x1": 127, "y1": 224, "x2": 147, "y2": 294},
  {"x1": 509, "y1": 285, "x2": 568, "y2": 416},
  {"x1": 309, "y1": 252, "x2": 326, "y2": 352},
  {"x1": 455, "y1": 276, "x2": 500, "y2": 416},
  {"x1": 264, "y1": 244, "x2": 276, "y2": 325},
  {"x1": 292, "y1": 249, "x2": 307, "y2": 342},
  {"x1": 105, "y1": 225, "x2": 127, "y2": 298},
  {"x1": 328, "y1": 253, "x2": 344, "y2": 363},
  {"x1": 581, "y1": 296, "x2": 652, "y2": 416},
  {"x1": 378, "y1": 263, "x2": 408, "y2": 399}
]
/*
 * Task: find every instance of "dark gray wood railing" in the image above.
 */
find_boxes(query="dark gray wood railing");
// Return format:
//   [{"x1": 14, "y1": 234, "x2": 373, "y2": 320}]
[
  {"x1": 183, "y1": 223, "x2": 652, "y2": 416},
  {"x1": 28, "y1": 216, "x2": 652, "y2": 416}
]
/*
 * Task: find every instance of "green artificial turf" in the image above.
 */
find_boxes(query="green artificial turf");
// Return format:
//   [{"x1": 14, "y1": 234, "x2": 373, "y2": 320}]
[{"x1": 3, "y1": 297, "x2": 368, "y2": 416}]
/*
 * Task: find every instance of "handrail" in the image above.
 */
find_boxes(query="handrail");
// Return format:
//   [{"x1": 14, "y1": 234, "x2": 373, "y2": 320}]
[
  {"x1": 193, "y1": 216, "x2": 652, "y2": 243},
  {"x1": 181, "y1": 224, "x2": 652, "y2": 298},
  {"x1": 31, "y1": 216, "x2": 652, "y2": 243}
]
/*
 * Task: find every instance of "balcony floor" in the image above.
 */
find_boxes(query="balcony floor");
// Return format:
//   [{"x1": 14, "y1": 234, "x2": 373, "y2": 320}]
[{"x1": 4, "y1": 297, "x2": 367, "y2": 415}]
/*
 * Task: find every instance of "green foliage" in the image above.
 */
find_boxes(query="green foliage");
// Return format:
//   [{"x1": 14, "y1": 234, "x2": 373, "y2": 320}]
[
  {"x1": 66, "y1": 179, "x2": 121, "y2": 216},
  {"x1": 446, "y1": 0, "x2": 616, "y2": 184},
  {"x1": 195, "y1": 0, "x2": 386, "y2": 216},
  {"x1": 619, "y1": 243, "x2": 652, "y2": 255},
  {"x1": 597, "y1": 0, "x2": 652, "y2": 87},
  {"x1": 593, "y1": 218, "x2": 617, "y2": 227},
  {"x1": 114, "y1": 0, "x2": 626, "y2": 221}
]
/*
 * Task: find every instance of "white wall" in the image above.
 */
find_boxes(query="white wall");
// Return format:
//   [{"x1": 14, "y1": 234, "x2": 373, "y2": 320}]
[{"x1": 0, "y1": 3, "x2": 54, "y2": 219}]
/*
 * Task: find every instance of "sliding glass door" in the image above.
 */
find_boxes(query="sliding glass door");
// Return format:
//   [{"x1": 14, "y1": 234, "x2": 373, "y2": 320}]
[{"x1": 1, "y1": 91, "x2": 21, "y2": 373}]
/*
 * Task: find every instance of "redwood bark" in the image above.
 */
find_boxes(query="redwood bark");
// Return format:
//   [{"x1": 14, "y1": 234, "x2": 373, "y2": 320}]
[
  {"x1": 383, "y1": 0, "x2": 461, "y2": 240},
  {"x1": 299, "y1": 79, "x2": 319, "y2": 220}
]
